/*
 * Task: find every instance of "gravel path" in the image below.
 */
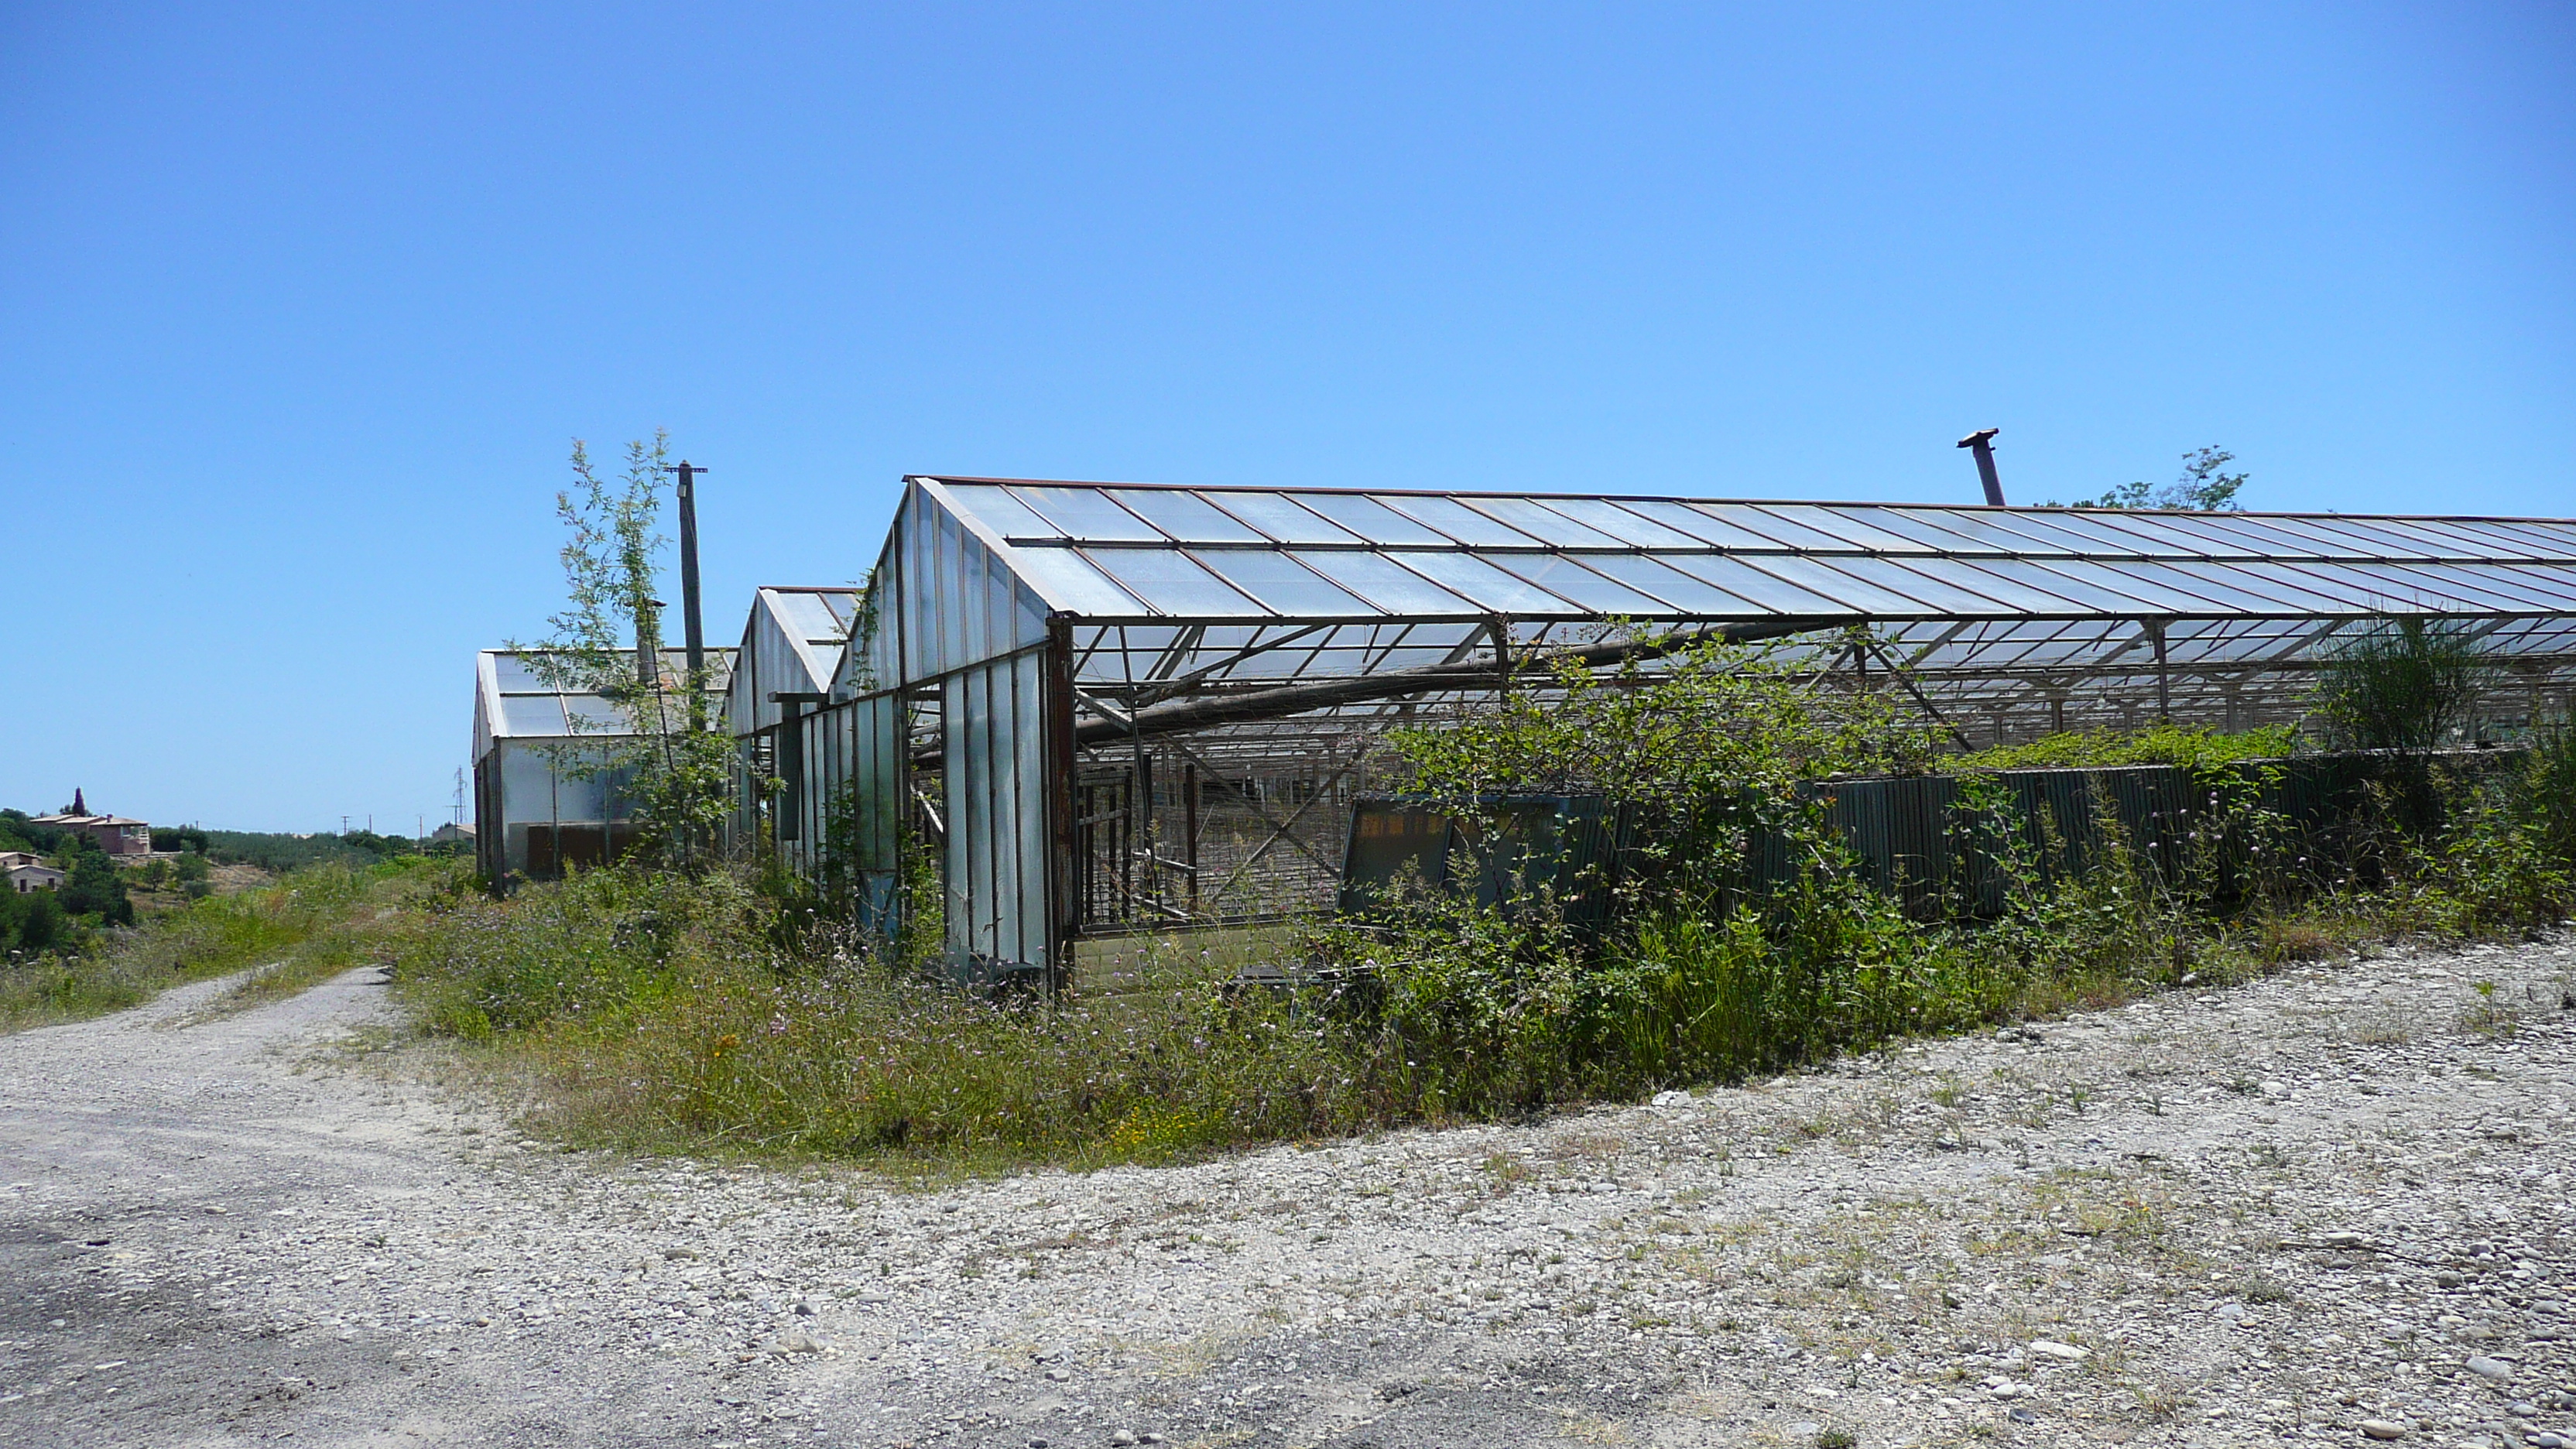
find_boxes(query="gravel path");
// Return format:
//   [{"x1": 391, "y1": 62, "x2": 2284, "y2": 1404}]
[{"x1": 2, "y1": 939, "x2": 2572, "y2": 1448}]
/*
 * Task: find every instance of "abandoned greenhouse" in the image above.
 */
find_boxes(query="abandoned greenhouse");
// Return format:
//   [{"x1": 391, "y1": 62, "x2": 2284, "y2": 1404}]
[
  {"x1": 471, "y1": 646, "x2": 737, "y2": 884},
  {"x1": 721, "y1": 585, "x2": 865, "y2": 874},
  {"x1": 769, "y1": 476, "x2": 2576, "y2": 989}
]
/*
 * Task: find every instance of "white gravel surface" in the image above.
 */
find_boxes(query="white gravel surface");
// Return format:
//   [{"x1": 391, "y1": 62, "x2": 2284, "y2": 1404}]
[{"x1": 2, "y1": 938, "x2": 2572, "y2": 1448}]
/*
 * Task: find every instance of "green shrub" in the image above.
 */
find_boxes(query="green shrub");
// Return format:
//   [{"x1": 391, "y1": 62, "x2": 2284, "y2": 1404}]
[
  {"x1": 2314, "y1": 616, "x2": 2492, "y2": 752},
  {"x1": 1947, "y1": 722, "x2": 2296, "y2": 773}
]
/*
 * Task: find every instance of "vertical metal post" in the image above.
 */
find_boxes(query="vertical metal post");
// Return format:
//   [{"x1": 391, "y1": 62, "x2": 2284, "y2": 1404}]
[
  {"x1": 1184, "y1": 761, "x2": 1201, "y2": 916},
  {"x1": 1044, "y1": 614, "x2": 1078, "y2": 992},
  {"x1": 2150, "y1": 620, "x2": 2171, "y2": 721},
  {"x1": 779, "y1": 702, "x2": 803, "y2": 842},
  {"x1": 1135, "y1": 748, "x2": 1156, "y2": 916},
  {"x1": 1957, "y1": 429, "x2": 2006, "y2": 507}
]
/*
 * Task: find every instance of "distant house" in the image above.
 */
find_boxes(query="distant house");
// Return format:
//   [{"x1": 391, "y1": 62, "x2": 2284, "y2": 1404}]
[
  {"x1": 428, "y1": 822, "x2": 474, "y2": 845},
  {"x1": 6, "y1": 858, "x2": 64, "y2": 893},
  {"x1": 32, "y1": 791, "x2": 152, "y2": 859}
]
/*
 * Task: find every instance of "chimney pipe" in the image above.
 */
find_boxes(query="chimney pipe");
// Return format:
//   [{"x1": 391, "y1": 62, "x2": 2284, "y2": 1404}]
[{"x1": 1957, "y1": 428, "x2": 2005, "y2": 506}]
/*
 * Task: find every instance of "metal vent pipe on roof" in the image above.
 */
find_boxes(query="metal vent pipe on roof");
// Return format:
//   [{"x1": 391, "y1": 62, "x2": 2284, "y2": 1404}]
[
  {"x1": 636, "y1": 598, "x2": 664, "y2": 687},
  {"x1": 1958, "y1": 428, "x2": 2005, "y2": 507}
]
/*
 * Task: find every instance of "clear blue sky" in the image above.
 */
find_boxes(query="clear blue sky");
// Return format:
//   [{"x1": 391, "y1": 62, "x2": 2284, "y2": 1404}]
[{"x1": 2, "y1": 3, "x2": 2569, "y2": 833}]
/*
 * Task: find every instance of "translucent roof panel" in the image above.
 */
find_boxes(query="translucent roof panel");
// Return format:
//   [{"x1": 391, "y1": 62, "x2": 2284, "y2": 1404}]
[
  {"x1": 481, "y1": 648, "x2": 736, "y2": 745},
  {"x1": 914, "y1": 478, "x2": 2576, "y2": 629},
  {"x1": 1308, "y1": 550, "x2": 1481, "y2": 614},
  {"x1": 1191, "y1": 548, "x2": 1376, "y2": 615},
  {"x1": 1203, "y1": 492, "x2": 1366, "y2": 545},
  {"x1": 1012, "y1": 487, "x2": 1163, "y2": 542},
  {"x1": 1758, "y1": 505, "x2": 1934, "y2": 554},
  {"x1": 940, "y1": 484, "x2": 1061, "y2": 541},
  {"x1": 1392, "y1": 552, "x2": 1584, "y2": 614},
  {"x1": 1583, "y1": 553, "x2": 1777, "y2": 612},
  {"x1": 768, "y1": 588, "x2": 855, "y2": 642},
  {"x1": 1115, "y1": 490, "x2": 1269, "y2": 544},
  {"x1": 491, "y1": 654, "x2": 557, "y2": 691},
  {"x1": 499, "y1": 694, "x2": 568, "y2": 735},
  {"x1": 1458, "y1": 496, "x2": 1632, "y2": 550},
  {"x1": 1653, "y1": 554, "x2": 1858, "y2": 613},
  {"x1": 1288, "y1": 491, "x2": 1454, "y2": 546},
  {"x1": 1704, "y1": 505, "x2": 1860, "y2": 553},
  {"x1": 1081, "y1": 546, "x2": 1266, "y2": 616},
  {"x1": 564, "y1": 695, "x2": 628, "y2": 731},
  {"x1": 1375, "y1": 494, "x2": 1546, "y2": 548},
  {"x1": 1007, "y1": 547, "x2": 1147, "y2": 617},
  {"x1": 1495, "y1": 554, "x2": 1684, "y2": 614}
]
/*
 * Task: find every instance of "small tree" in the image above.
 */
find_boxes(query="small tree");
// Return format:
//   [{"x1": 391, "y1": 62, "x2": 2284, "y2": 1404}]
[
  {"x1": 0, "y1": 882, "x2": 68, "y2": 953},
  {"x1": 59, "y1": 839, "x2": 134, "y2": 927},
  {"x1": 2313, "y1": 615, "x2": 2490, "y2": 752},
  {"x1": 2060, "y1": 447, "x2": 2249, "y2": 511},
  {"x1": 514, "y1": 431, "x2": 732, "y2": 872}
]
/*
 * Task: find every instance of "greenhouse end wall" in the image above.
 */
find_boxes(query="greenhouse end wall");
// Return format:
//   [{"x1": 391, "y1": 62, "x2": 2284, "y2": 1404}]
[{"x1": 814, "y1": 479, "x2": 1071, "y2": 987}]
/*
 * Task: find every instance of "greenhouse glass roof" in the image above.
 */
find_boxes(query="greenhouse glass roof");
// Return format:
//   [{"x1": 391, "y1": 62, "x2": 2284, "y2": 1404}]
[
  {"x1": 727, "y1": 587, "x2": 860, "y2": 738},
  {"x1": 474, "y1": 647, "x2": 738, "y2": 760},
  {"x1": 927, "y1": 477, "x2": 2576, "y2": 626},
  {"x1": 895, "y1": 477, "x2": 2576, "y2": 707}
]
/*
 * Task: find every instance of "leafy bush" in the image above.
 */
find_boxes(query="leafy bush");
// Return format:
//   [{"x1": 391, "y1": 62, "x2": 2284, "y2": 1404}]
[
  {"x1": 0, "y1": 885, "x2": 69, "y2": 955},
  {"x1": 2314, "y1": 616, "x2": 2492, "y2": 752},
  {"x1": 2520, "y1": 706, "x2": 2576, "y2": 866},
  {"x1": 1948, "y1": 723, "x2": 2297, "y2": 774}
]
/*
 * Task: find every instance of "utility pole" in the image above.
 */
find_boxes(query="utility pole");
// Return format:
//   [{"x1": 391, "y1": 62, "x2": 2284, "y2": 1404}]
[
  {"x1": 661, "y1": 461, "x2": 708, "y2": 666},
  {"x1": 1957, "y1": 428, "x2": 2006, "y2": 507}
]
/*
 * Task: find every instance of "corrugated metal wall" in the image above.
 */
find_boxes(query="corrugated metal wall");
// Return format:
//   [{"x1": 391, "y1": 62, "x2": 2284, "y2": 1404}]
[
  {"x1": 1797, "y1": 751, "x2": 2526, "y2": 916},
  {"x1": 1348, "y1": 751, "x2": 2528, "y2": 924}
]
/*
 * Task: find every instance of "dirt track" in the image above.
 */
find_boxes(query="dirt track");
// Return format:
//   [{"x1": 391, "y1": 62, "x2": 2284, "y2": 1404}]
[{"x1": 2, "y1": 941, "x2": 2572, "y2": 1448}]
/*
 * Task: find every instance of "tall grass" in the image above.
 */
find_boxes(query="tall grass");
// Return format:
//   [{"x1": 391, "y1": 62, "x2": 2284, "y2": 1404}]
[
  {"x1": 0, "y1": 858, "x2": 466, "y2": 1032},
  {"x1": 396, "y1": 870, "x2": 1368, "y2": 1167}
]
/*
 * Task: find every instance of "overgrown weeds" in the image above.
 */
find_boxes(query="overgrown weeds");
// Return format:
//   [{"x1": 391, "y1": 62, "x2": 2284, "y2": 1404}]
[
  {"x1": 395, "y1": 877, "x2": 1374, "y2": 1170},
  {"x1": 382, "y1": 641, "x2": 2576, "y2": 1175}
]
